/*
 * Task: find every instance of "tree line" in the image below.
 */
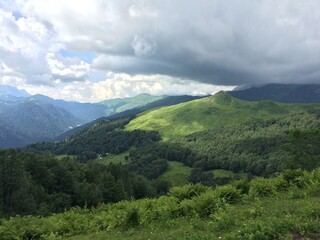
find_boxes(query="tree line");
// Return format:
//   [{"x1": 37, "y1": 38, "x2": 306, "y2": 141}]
[
  {"x1": 26, "y1": 111, "x2": 320, "y2": 188},
  {"x1": 0, "y1": 150, "x2": 170, "y2": 217}
]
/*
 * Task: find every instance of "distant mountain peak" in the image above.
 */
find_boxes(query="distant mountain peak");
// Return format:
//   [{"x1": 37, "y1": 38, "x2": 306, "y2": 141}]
[
  {"x1": 100, "y1": 93, "x2": 167, "y2": 113},
  {"x1": 211, "y1": 91, "x2": 233, "y2": 105},
  {"x1": 229, "y1": 83, "x2": 320, "y2": 104},
  {"x1": 0, "y1": 84, "x2": 30, "y2": 100}
]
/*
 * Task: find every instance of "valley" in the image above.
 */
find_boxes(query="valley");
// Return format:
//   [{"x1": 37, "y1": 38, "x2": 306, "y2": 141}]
[{"x1": 1, "y1": 86, "x2": 320, "y2": 239}]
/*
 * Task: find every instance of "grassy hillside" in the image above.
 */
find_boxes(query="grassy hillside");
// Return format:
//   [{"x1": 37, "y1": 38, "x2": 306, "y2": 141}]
[
  {"x1": 101, "y1": 93, "x2": 166, "y2": 113},
  {"x1": 2, "y1": 168, "x2": 320, "y2": 240},
  {"x1": 0, "y1": 101, "x2": 81, "y2": 148},
  {"x1": 68, "y1": 194, "x2": 320, "y2": 240},
  {"x1": 158, "y1": 161, "x2": 192, "y2": 186},
  {"x1": 96, "y1": 151, "x2": 130, "y2": 165},
  {"x1": 126, "y1": 91, "x2": 320, "y2": 140}
]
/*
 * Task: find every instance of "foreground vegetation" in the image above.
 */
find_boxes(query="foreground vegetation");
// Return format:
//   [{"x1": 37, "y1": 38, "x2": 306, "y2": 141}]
[{"x1": 1, "y1": 168, "x2": 320, "y2": 239}]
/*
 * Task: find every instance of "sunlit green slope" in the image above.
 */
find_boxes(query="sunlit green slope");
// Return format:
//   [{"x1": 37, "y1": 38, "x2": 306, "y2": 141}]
[{"x1": 126, "y1": 91, "x2": 319, "y2": 140}]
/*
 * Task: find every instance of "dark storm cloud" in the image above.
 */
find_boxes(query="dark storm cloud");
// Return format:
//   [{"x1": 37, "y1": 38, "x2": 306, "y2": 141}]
[
  {"x1": 7, "y1": 0, "x2": 320, "y2": 86},
  {"x1": 79, "y1": 0, "x2": 320, "y2": 85}
]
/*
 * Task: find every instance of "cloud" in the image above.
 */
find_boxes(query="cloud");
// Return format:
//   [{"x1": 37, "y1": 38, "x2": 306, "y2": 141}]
[
  {"x1": 23, "y1": 73, "x2": 234, "y2": 102},
  {"x1": 90, "y1": 73, "x2": 233, "y2": 101},
  {"x1": 0, "y1": 7, "x2": 91, "y2": 87},
  {"x1": 1, "y1": 1, "x2": 320, "y2": 102},
  {"x1": 12, "y1": 0, "x2": 320, "y2": 86},
  {"x1": 46, "y1": 52, "x2": 90, "y2": 82},
  {"x1": 131, "y1": 35, "x2": 157, "y2": 57}
]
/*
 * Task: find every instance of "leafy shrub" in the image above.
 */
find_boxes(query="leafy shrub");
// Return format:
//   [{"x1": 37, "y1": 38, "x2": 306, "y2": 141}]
[
  {"x1": 169, "y1": 184, "x2": 208, "y2": 201},
  {"x1": 210, "y1": 206, "x2": 237, "y2": 231},
  {"x1": 216, "y1": 185, "x2": 243, "y2": 204},
  {"x1": 280, "y1": 169, "x2": 310, "y2": 189},
  {"x1": 288, "y1": 187, "x2": 306, "y2": 199},
  {"x1": 249, "y1": 178, "x2": 276, "y2": 198},
  {"x1": 311, "y1": 168, "x2": 320, "y2": 182},
  {"x1": 125, "y1": 207, "x2": 140, "y2": 228},
  {"x1": 139, "y1": 196, "x2": 179, "y2": 224},
  {"x1": 176, "y1": 199, "x2": 198, "y2": 218},
  {"x1": 307, "y1": 182, "x2": 320, "y2": 197},
  {"x1": 233, "y1": 178, "x2": 250, "y2": 195},
  {"x1": 190, "y1": 191, "x2": 224, "y2": 218}
]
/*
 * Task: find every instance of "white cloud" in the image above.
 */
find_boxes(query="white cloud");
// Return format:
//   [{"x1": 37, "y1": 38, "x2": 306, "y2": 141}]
[
  {"x1": 24, "y1": 72, "x2": 234, "y2": 102},
  {"x1": 46, "y1": 53, "x2": 90, "y2": 81},
  {"x1": 0, "y1": 7, "x2": 92, "y2": 89},
  {"x1": 1, "y1": 1, "x2": 320, "y2": 102},
  {"x1": 13, "y1": 0, "x2": 320, "y2": 86}
]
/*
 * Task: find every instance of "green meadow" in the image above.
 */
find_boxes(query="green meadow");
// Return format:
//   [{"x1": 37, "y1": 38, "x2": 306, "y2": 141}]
[
  {"x1": 96, "y1": 151, "x2": 130, "y2": 165},
  {"x1": 126, "y1": 92, "x2": 320, "y2": 140},
  {"x1": 159, "y1": 161, "x2": 192, "y2": 186}
]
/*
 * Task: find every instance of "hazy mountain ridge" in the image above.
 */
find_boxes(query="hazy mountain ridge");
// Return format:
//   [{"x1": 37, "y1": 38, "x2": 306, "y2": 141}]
[
  {"x1": 229, "y1": 83, "x2": 320, "y2": 103},
  {"x1": 28, "y1": 94, "x2": 107, "y2": 123},
  {"x1": 6, "y1": 83, "x2": 320, "y2": 148},
  {"x1": 101, "y1": 93, "x2": 166, "y2": 113},
  {"x1": 0, "y1": 85, "x2": 204, "y2": 148},
  {"x1": 0, "y1": 101, "x2": 81, "y2": 148},
  {"x1": 0, "y1": 84, "x2": 30, "y2": 101},
  {"x1": 55, "y1": 95, "x2": 204, "y2": 141}
]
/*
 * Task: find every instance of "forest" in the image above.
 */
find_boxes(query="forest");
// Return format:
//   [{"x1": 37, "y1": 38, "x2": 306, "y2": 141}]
[
  {"x1": 0, "y1": 150, "x2": 170, "y2": 217},
  {"x1": 27, "y1": 109, "x2": 320, "y2": 186}
]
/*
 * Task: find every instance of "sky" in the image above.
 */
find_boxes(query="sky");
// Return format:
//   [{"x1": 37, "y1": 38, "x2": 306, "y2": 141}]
[{"x1": 0, "y1": 0, "x2": 320, "y2": 102}]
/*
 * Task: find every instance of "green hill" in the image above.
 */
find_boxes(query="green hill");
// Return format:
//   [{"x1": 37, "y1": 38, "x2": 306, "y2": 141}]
[
  {"x1": 101, "y1": 93, "x2": 166, "y2": 113},
  {"x1": 28, "y1": 93, "x2": 320, "y2": 181},
  {"x1": 125, "y1": 91, "x2": 319, "y2": 140}
]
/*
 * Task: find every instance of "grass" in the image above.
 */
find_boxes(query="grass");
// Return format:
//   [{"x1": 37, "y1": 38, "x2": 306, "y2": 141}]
[
  {"x1": 125, "y1": 92, "x2": 320, "y2": 140},
  {"x1": 2, "y1": 168, "x2": 320, "y2": 240},
  {"x1": 101, "y1": 94, "x2": 165, "y2": 113},
  {"x1": 56, "y1": 155, "x2": 76, "y2": 160},
  {"x1": 159, "y1": 161, "x2": 192, "y2": 186},
  {"x1": 96, "y1": 151, "x2": 130, "y2": 165},
  {"x1": 66, "y1": 193, "x2": 320, "y2": 240},
  {"x1": 212, "y1": 169, "x2": 246, "y2": 178}
]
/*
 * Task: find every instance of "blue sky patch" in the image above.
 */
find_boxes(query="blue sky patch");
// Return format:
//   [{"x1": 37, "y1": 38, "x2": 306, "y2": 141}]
[
  {"x1": 60, "y1": 49, "x2": 96, "y2": 64},
  {"x1": 12, "y1": 11, "x2": 24, "y2": 20}
]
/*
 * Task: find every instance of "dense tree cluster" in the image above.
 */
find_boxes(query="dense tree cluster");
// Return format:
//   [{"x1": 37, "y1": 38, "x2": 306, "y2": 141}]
[
  {"x1": 0, "y1": 150, "x2": 169, "y2": 216},
  {"x1": 25, "y1": 111, "x2": 320, "y2": 189},
  {"x1": 128, "y1": 150, "x2": 168, "y2": 179},
  {"x1": 162, "y1": 111, "x2": 320, "y2": 177},
  {"x1": 124, "y1": 111, "x2": 320, "y2": 185},
  {"x1": 28, "y1": 116, "x2": 161, "y2": 162}
]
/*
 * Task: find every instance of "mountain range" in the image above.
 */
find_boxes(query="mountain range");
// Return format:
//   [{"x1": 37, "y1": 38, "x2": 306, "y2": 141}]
[
  {"x1": 0, "y1": 85, "x2": 204, "y2": 148},
  {"x1": 28, "y1": 90, "x2": 320, "y2": 179},
  {"x1": 3, "y1": 83, "x2": 320, "y2": 148},
  {"x1": 228, "y1": 83, "x2": 320, "y2": 103}
]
